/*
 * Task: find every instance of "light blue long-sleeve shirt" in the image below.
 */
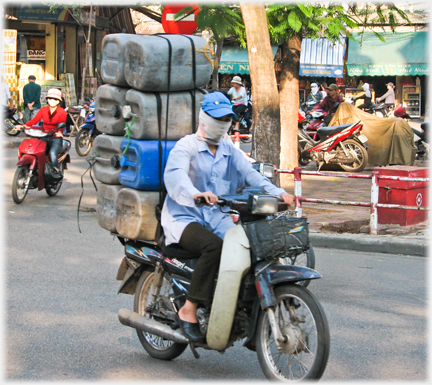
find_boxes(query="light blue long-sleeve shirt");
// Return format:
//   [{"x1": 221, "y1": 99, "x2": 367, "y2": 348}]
[{"x1": 161, "y1": 134, "x2": 286, "y2": 245}]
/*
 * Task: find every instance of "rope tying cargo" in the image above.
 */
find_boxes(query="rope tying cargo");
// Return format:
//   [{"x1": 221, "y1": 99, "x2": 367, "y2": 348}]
[{"x1": 122, "y1": 115, "x2": 136, "y2": 155}]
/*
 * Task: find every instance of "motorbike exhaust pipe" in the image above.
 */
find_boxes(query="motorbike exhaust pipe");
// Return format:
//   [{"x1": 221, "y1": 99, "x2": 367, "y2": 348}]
[{"x1": 118, "y1": 308, "x2": 189, "y2": 344}]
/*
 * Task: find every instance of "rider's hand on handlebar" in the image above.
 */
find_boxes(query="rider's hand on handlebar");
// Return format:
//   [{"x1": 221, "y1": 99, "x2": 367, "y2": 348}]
[
  {"x1": 194, "y1": 191, "x2": 219, "y2": 206},
  {"x1": 279, "y1": 192, "x2": 294, "y2": 206}
]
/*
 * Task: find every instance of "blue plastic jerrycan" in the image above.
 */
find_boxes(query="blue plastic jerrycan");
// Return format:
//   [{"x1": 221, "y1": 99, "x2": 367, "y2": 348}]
[{"x1": 119, "y1": 139, "x2": 177, "y2": 191}]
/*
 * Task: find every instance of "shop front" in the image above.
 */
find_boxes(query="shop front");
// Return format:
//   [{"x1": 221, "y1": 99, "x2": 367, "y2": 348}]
[
  {"x1": 346, "y1": 31, "x2": 429, "y2": 118},
  {"x1": 298, "y1": 37, "x2": 346, "y2": 104},
  {"x1": 218, "y1": 44, "x2": 279, "y2": 91}
]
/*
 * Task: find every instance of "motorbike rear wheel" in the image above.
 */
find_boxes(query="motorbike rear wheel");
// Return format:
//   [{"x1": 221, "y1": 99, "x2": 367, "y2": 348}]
[
  {"x1": 46, "y1": 162, "x2": 65, "y2": 196},
  {"x1": 280, "y1": 246, "x2": 316, "y2": 288},
  {"x1": 339, "y1": 139, "x2": 368, "y2": 172},
  {"x1": 256, "y1": 284, "x2": 330, "y2": 381},
  {"x1": 5, "y1": 118, "x2": 21, "y2": 136},
  {"x1": 75, "y1": 129, "x2": 94, "y2": 157},
  {"x1": 134, "y1": 269, "x2": 188, "y2": 360},
  {"x1": 12, "y1": 165, "x2": 30, "y2": 204}
]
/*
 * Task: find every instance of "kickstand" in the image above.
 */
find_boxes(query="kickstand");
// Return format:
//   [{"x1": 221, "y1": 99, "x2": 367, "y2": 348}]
[{"x1": 189, "y1": 343, "x2": 200, "y2": 359}]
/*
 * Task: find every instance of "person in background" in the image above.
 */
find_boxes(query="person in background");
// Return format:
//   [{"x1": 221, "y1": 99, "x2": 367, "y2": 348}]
[
  {"x1": 244, "y1": 82, "x2": 253, "y2": 129},
  {"x1": 376, "y1": 82, "x2": 395, "y2": 112},
  {"x1": 227, "y1": 76, "x2": 248, "y2": 131},
  {"x1": 312, "y1": 83, "x2": 344, "y2": 126},
  {"x1": 306, "y1": 83, "x2": 323, "y2": 107},
  {"x1": 17, "y1": 88, "x2": 66, "y2": 169},
  {"x1": 1, "y1": 75, "x2": 14, "y2": 110},
  {"x1": 353, "y1": 83, "x2": 373, "y2": 111},
  {"x1": 23, "y1": 75, "x2": 41, "y2": 122},
  {"x1": 319, "y1": 83, "x2": 328, "y2": 99},
  {"x1": 161, "y1": 91, "x2": 294, "y2": 342}
]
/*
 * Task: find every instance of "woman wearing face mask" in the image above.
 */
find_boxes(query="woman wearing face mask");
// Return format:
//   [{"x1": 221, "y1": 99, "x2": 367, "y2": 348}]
[
  {"x1": 161, "y1": 91, "x2": 294, "y2": 343},
  {"x1": 353, "y1": 83, "x2": 373, "y2": 111},
  {"x1": 18, "y1": 88, "x2": 67, "y2": 169}
]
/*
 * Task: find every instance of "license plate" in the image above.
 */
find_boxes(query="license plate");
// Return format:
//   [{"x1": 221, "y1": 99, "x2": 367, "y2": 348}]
[{"x1": 357, "y1": 133, "x2": 368, "y2": 143}]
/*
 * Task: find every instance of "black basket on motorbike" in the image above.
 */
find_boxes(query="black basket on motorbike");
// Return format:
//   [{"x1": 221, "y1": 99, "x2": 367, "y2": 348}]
[
  {"x1": 44, "y1": 161, "x2": 63, "y2": 184},
  {"x1": 242, "y1": 216, "x2": 309, "y2": 261}
]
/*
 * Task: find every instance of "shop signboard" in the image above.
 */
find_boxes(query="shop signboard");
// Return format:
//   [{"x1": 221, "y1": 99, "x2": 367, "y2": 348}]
[
  {"x1": 18, "y1": 5, "x2": 76, "y2": 22},
  {"x1": 27, "y1": 50, "x2": 45, "y2": 60},
  {"x1": 299, "y1": 64, "x2": 344, "y2": 78}
]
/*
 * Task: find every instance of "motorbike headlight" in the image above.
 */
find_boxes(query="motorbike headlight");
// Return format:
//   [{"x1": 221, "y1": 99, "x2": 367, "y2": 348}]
[
  {"x1": 252, "y1": 162, "x2": 275, "y2": 179},
  {"x1": 251, "y1": 195, "x2": 279, "y2": 215}
]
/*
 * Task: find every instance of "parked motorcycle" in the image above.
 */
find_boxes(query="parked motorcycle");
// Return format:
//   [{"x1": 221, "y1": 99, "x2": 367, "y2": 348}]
[
  {"x1": 413, "y1": 122, "x2": 429, "y2": 161},
  {"x1": 298, "y1": 120, "x2": 369, "y2": 172},
  {"x1": 12, "y1": 123, "x2": 71, "y2": 204},
  {"x1": 75, "y1": 102, "x2": 100, "y2": 157},
  {"x1": 116, "y1": 187, "x2": 330, "y2": 381},
  {"x1": 4, "y1": 106, "x2": 24, "y2": 136},
  {"x1": 298, "y1": 108, "x2": 327, "y2": 141}
]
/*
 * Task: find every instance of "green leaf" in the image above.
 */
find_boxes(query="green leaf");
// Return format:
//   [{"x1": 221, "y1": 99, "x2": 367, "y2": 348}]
[{"x1": 287, "y1": 11, "x2": 302, "y2": 32}]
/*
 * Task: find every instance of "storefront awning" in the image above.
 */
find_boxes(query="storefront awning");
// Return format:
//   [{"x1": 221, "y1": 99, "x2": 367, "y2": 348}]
[
  {"x1": 346, "y1": 31, "x2": 429, "y2": 76},
  {"x1": 219, "y1": 45, "x2": 279, "y2": 74},
  {"x1": 300, "y1": 38, "x2": 345, "y2": 78}
]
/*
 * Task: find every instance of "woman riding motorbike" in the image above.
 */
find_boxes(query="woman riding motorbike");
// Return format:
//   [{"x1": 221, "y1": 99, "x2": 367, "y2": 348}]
[
  {"x1": 161, "y1": 91, "x2": 293, "y2": 342},
  {"x1": 17, "y1": 88, "x2": 67, "y2": 169},
  {"x1": 353, "y1": 83, "x2": 373, "y2": 111},
  {"x1": 376, "y1": 82, "x2": 396, "y2": 113}
]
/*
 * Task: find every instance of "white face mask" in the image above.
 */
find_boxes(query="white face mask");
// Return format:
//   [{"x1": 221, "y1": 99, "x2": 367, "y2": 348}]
[
  {"x1": 196, "y1": 109, "x2": 232, "y2": 146},
  {"x1": 311, "y1": 86, "x2": 319, "y2": 95},
  {"x1": 48, "y1": 99, "x2": 60, "y2": 107}
]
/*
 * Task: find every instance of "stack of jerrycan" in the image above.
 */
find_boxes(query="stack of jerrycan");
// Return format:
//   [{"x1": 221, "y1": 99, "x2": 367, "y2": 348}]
[{"x1": 94, "y1": 34, "x2": 211, "y2": 241}]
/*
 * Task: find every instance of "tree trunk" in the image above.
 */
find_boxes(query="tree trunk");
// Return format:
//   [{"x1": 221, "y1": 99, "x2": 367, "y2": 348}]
[
  {"x1": 240, "y1": 2, "x2": 281, "y2": 184},
  {"x1": 211, "y1": 37, "x2": 223, "y2": 91},
  {"x1": 279, "y1": 34, "x2": 301, "y2": 182},
  {"x1": 80, "y1": 6, "x2": 93, "y2": 104}
]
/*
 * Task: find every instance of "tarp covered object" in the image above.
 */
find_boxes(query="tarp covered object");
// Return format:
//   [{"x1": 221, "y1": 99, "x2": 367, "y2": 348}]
[{"x1": 330, "y1": 102, "x2": 416, "y2": 167}]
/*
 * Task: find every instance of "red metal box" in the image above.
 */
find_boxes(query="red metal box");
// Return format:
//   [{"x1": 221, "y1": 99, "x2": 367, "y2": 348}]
[{"x1": 376, "y1": 166, "x2": 428, "y2": 226}]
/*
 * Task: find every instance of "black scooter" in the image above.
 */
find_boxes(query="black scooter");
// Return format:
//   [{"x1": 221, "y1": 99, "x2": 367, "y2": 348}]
[{"x1": 4, "y1": 106, "x2": 24, "y2": 136}]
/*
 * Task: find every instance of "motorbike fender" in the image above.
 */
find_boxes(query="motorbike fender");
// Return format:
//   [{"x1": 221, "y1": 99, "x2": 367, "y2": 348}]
[
  {"x1": 256, "y1": 261, "x2": 321, "y2": 309},
  {"x1": 117, "y1": 256, "x2": 146, "y2": 295},
  {"x1": 206, "y1": 225, "x2": 251, "y2": 351},
  {"x1": 17, "y1": 154, "x2": 36, "y2": 169}
]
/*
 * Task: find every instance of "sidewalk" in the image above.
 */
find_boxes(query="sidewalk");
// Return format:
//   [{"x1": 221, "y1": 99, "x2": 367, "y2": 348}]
[
  {"x1": 280, "y1": 162, "x2": 428, "y2": 257},
  {"x1": 4, "y1": 125, "x2": 428, "y2": 257}
]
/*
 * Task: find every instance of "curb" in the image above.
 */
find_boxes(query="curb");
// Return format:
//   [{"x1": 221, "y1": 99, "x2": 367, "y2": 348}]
[{"x1": 310, "y1": 232, "x2": 427, "y2": 257}]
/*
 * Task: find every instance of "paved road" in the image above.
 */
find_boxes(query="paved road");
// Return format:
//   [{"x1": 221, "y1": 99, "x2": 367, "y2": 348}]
[{"x1": 3, "y1": 139, "x2": 427, "y2": 381}]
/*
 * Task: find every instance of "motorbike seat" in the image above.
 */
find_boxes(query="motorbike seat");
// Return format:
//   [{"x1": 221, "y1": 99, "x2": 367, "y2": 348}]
[
  {"x1": 317, "y1": 123, "x2": 352, "y2": 137},
  {"x1": 158, "y1": 235, "x2": 199, "y2": 260}
]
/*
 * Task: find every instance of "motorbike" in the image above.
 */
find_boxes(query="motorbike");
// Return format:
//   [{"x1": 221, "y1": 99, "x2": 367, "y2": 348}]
[
  {"x1": 4, "y1": 106, "x2": 24, "y2": 136},
  {"x1": 298, "y1": 108, "x2": 327, "y2": 141},
  {"x1": 298, "y1": 120, "x2": 369, "y2": 172},
  {"x1": 388, "y1": 104, "x2": 411, "y2": 120},
  {"x1": 350, "y1": 98, "x2": 388, "y2": 118},
  {"x1": 412, "y1": 122, "x2": 429, "y2": 161},
  {"x1": 115, "y1": 186, "x2": 330, "y2": 381},
  {"x1": 230, "y1": 107, "x2": 252, "y2": 143},
  {"x1": 75, "y1": 102, "x2": 100, "y2": 157},
  {"x1": 12, "y1": 123, "x2": 71, "y2": 204}
]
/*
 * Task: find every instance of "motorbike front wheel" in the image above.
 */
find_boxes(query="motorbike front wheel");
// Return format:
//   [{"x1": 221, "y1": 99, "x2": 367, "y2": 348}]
[
  {"x1": 46, "y1": 162, "x2": 65, "y2": 196},
  {"x1": 256, "y1": 284, "x2": 330, "y2": 381},
  {"x1": 339, "y1": 139, "x2": 368, "y2": 172},
  {"x1": 134, "y1": 269, "x2": 188, "y2": 360},
  {"x1": 75, "y1": 129, "x2": 94, "y2": 157},
  {"x1": 12, "y1": 165, "x2": 30, "y2": 204},
  {"x1": 5, "y1": 119, "x2": 21, "y2": 136}
]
